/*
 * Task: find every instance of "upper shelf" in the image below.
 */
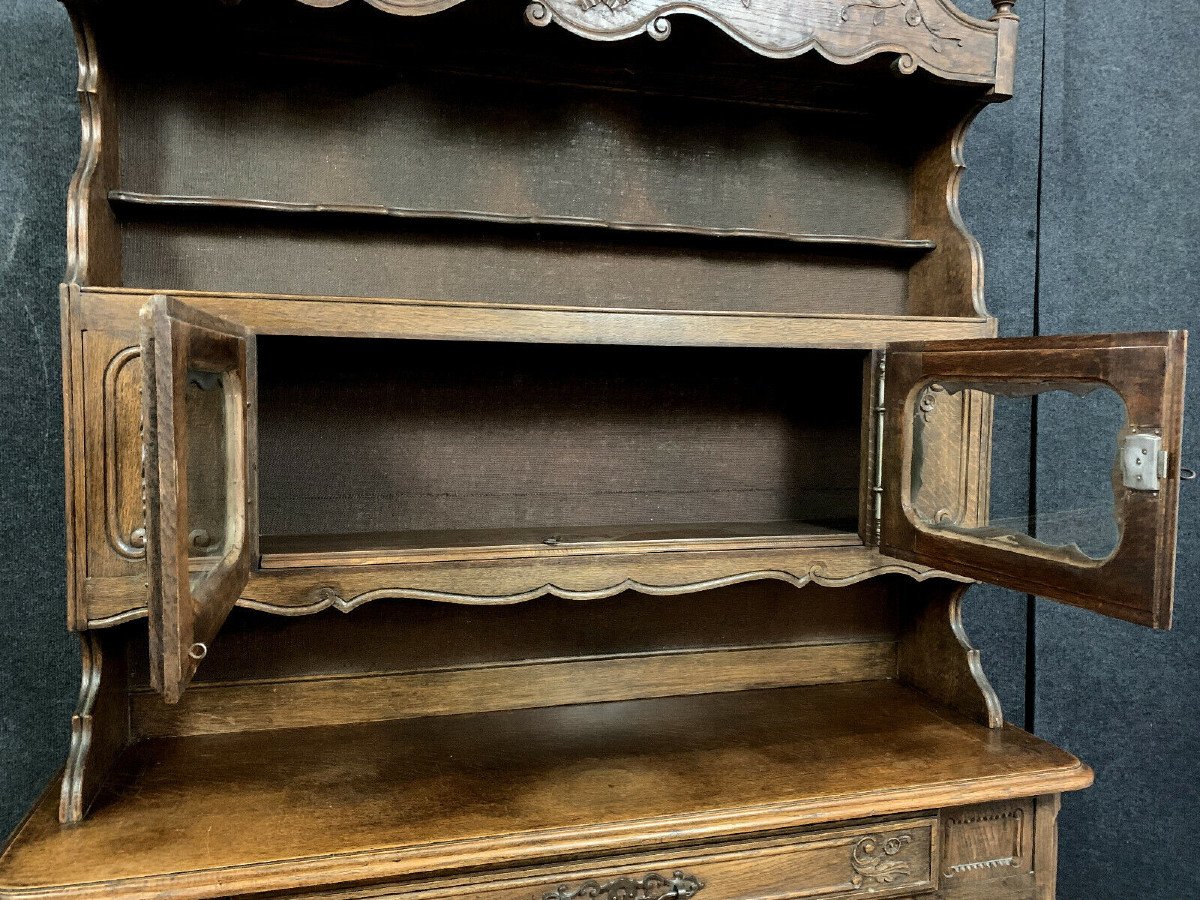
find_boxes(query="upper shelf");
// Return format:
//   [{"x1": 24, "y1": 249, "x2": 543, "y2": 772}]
[
  {"x1": 288, "y1": 0, "x2": 1017, "y2": 94},
  {"x1": 108, "y1": 192, "x2": 937, "y2": 254}
]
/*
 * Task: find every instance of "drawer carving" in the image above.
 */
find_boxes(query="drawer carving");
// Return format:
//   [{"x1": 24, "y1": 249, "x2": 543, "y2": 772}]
[
  {"x1": 942, "y1": 800, "x2": 1033, "y2": 882},
  {"x1": 542, "y1": 870, "x2": 704, "y2": 900},
  {"x1": 312, "y1": 819, "x2": 936, "y2": 900},
  {"x1": 850, "y1": 833, "x2": 916, "y2": 887}
]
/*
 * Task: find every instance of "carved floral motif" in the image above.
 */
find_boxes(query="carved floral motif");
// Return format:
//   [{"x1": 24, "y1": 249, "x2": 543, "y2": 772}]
[
  {"x1": 840, "y1": 0, "x2": 964, "y2": 53},
  {"x1": 524, "y1": 0, "x2": 997, "y2": 83},
  {"x1": 577, "y1": 0, "x2": 631, "y2": 11},
  {"x1": 291, "y1": 0, "x2": 1004, "y2": 87},
  {"x1": 850, "y1": 833, "x2": 914, "y2": 887}
]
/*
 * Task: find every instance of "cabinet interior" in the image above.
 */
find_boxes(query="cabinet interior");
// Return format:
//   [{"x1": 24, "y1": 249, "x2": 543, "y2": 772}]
[{"x1": 254, "y1": 337, "x2": 868, "y2": 566}]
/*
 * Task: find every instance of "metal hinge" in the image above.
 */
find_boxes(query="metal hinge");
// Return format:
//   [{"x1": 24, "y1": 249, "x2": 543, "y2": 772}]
[
  {"x1": 1121, "y1": 430, "x2": 1168, "y2": 491},
  {"x1": 871, "y1": 352, "x2": 887, "y2": 544}
]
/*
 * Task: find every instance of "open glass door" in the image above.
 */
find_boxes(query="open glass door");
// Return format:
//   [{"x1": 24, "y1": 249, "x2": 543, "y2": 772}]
[
  {"x1": 141, "y1": 295, "x2": 255, "y2": 702},
  {"x1": 881, "y1": 332, "x2": 1187, "y2": 629}
]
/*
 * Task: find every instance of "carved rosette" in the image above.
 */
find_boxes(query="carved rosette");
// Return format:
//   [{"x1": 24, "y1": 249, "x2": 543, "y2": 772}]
[{"x1": 850, "y1": 833, "x2": 914, "y2": 887}]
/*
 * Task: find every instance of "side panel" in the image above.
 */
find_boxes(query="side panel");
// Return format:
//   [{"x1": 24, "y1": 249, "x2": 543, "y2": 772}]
[{"x1": 63, "y1": 287, "x2": 148, "y2": 629}]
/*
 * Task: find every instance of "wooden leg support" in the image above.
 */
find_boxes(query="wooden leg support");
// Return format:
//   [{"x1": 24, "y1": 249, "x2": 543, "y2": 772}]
[{"x1": 59, "y1": 631, "x2": 129, "y2": 824}]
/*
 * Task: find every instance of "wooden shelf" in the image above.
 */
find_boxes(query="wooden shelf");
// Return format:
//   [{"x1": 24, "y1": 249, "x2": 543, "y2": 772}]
[
  {"x1": 108, "y1": 191, "x2": 938, "y2": 255},
  {"x1": 0, "y1": 682, "x2": 1091, "y2": 900},
  {"x1": 258, "y1": 520, "x2": 863, "y2": 569}
]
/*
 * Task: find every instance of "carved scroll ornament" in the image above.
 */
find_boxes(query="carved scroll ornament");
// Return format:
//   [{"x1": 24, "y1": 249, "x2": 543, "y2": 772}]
[
  {"x1": 543, "y1": 870, "x2": 704, "y2": 900},
  {"x1": 294, "y1": 0, "x2": 1007, "y2": 87},
  {"x1": 529, "y1": 0, "x2": 1000, "y2": 83},
  {"x1": 850, "y1": 833, "x2": 914, "y2": 887}
]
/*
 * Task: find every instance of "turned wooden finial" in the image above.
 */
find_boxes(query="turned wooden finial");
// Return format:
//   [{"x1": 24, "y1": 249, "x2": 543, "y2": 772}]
[{"x1": 991, "y1": 1, "x2": 1017, "y2": 19}]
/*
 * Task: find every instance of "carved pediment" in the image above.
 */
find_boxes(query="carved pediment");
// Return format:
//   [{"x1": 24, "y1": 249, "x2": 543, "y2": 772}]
[{"x1": 295, "y1": 0, "x2": 1012, "y2": 88}]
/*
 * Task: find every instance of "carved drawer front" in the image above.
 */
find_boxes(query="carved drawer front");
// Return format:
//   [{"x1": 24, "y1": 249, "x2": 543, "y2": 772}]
[
  {"x1": 941, "y1": 800, "x2": 1034, "y2": 884},
  {"x1": 317, "y1": 819, "x2": 936, "y2": 900}
]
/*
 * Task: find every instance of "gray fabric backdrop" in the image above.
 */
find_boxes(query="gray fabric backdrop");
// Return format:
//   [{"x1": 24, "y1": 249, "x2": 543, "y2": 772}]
[{"x1": 0, "y1": 1, "x2": 1195, "y2": 896}]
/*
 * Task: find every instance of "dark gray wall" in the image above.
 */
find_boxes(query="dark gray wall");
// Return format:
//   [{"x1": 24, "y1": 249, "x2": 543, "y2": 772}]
[
  {"x1": 0, "y1": 0, "x2": 81, "y2": 833},
  {"x1": 0, "y1": 1, "x2": 1196, "y2": 895},
  {"x1": 1033, "y1": 2, "x2": 1200, "y2": 898}
]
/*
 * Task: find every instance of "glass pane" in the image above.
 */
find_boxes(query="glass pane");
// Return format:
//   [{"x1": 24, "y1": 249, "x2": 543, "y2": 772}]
[
  {"x1": 185, "y1": 368, "x2": 230, "y2": 592},
  {"x1": 909, "y1": 380, "x2": 1126, "y2": 563}
]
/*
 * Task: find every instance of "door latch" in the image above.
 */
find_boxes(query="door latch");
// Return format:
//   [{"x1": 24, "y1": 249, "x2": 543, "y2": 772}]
[{"x1": 1120, "y1": 431, "x2": 1168, "y2": 491}]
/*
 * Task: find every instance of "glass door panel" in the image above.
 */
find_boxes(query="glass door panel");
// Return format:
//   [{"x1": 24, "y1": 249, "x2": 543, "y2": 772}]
[{"x1": 881, "y1": 332, "x2": 1187, "y2": 629}]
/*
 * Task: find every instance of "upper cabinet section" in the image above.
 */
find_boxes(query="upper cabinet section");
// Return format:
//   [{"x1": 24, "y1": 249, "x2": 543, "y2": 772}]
[{"x1": 63, "y1": 0, "x2": 1015, "y2": 320}]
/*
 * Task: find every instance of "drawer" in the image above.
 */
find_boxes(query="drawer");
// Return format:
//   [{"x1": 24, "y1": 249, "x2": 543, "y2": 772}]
[{"x1": 314, "y1": 818, "x2": 937, "y2": 900}]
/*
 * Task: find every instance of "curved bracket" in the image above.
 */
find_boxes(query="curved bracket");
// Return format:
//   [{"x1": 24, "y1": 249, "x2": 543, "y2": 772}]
[
  {"x1": 897, "y1": 582, "x2": 1003, "y2": 728},
  {"x1": 60, "y1": 632, "x2": 129, "y2": 824}
]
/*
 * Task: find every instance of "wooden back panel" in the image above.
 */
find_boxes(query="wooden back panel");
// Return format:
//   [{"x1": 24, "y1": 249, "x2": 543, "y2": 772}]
[
  {"x1": 119, "y1": 212, "x2": 919, "y2": 315},
  {"x1": 125, "y1": 579, "x2": 903, "y2": 738},
  {"x1": 255, "y1": 337, "x2": 866, "y2": 539},
  {"x1": 116, "y1": 59, "x2": 915, "y2": 242}
]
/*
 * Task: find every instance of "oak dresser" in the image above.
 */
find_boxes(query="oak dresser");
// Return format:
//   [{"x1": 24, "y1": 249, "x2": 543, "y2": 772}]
[{"x1": 0, "y1": 1, "x2": 1187, "y2": 898}]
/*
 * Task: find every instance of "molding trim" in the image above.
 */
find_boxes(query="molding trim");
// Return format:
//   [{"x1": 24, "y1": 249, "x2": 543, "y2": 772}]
[
  {"x1": 101, "y1": 346, "x2": 146, "y2": 560},
  {"x1": 85, "y1": 555, "x2": 970, "y2": 624},
  {"x1": 87, "y1": 607, "x2": 150, "y2": 628},
  {"x1": 237, "y1": 561, "x2": 968, "y2": 616}
]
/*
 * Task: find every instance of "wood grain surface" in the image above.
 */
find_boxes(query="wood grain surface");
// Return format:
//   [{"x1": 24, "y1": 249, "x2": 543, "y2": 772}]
[{"x1": 0, "y1": 681, "x2": 1089, "y2": 900}]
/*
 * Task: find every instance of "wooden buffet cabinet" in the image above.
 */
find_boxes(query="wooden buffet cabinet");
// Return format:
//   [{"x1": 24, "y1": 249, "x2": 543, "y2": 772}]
[{"x1": 0, "y1": 1, "x2": 1189, "y2": 898}]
